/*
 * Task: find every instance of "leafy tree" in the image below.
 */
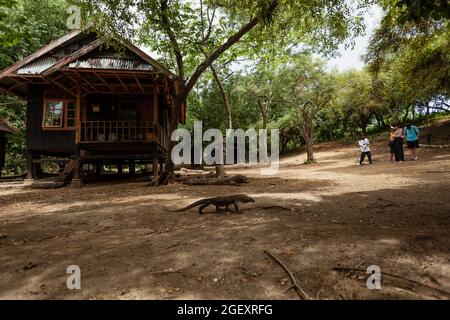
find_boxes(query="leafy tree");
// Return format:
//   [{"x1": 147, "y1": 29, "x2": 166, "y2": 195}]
[
  {"x1": 0, "y1": 0, "x2": 69, "y2": 175},
  {"x1": 365, "y1": 0, "x2": 449, "y2": 136},
  {"x1": 391, "y1": 0, "x2": 449, "y2": 23},
  {"x1": 334, "y1": 70, "x2": 386, "y2": 134},
  {"x1": 0, "y1": 0, "x2": 68, "y2": 68},
  {"x1": 274, "y1": 55, "x2": 334, "y2": 162},
  {"x1": 273, "y1": 108, "x2": 303, "y2": 153},
  {"x1": 77, "y1": 0, "x2": 369, "y2": 183},
  {"x1": 187, "y1": 73, "x2": 260, "y2": 132}
]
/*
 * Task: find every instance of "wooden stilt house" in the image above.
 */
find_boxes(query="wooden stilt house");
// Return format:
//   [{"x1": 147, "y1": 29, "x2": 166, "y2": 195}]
[{"x1": 0, "y1": 30, "x2": 185, "y2": 185}]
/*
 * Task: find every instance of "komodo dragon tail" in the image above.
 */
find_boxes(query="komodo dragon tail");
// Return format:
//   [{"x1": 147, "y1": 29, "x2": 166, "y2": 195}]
[{"x1": 174, "y1": 199, "x2": 206, "y2": 212}]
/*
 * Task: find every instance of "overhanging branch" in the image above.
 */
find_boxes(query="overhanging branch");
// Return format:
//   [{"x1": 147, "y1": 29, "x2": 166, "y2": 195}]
[{"x1": 183, "y1": 16, "x2": 260, "y2": 98}]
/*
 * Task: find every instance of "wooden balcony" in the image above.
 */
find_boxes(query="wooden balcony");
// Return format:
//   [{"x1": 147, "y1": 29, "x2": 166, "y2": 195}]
[{"x1": 79, "y1": 121, "x2": 168, "y2": 149}]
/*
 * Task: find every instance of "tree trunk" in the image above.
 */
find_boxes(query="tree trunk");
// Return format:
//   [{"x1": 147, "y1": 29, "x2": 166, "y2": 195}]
[
  {"x1": 375, "y1": 112, "x2": 387, "y2": 129},
  {"x1": 210, "y1": 64, "x2": 232, "y2": 129},
  {"x1": 155, "y1": 2, "x2": 278, "y2": 185},
  {"x1": 257, "y1": 99, "x2": 268, "y2": 129},
  {"x1": 360, "y1": 114, "x2": 370, "y2": 134},
  {"x1": 425, "y1": 101, "x2": 432, "y2": 144},
  {"x1": 361, "y1": 122, "x2": 368, "y2": 134},
  {"x1": 300, "y1": 112, "x2": 315, "y2": 163},
  {"x1": 401, "y1": 105, "x2": 411, "y2": 124},
  {"x1": 306, "y1": 140, "x2": 314, "y2": 163},
  {"x1": 304, "y1": 125, "x2": 315, "y2": 163},
  {"x1": 158, "y1": 98, "x2": 182, "y2": 185},
  {"x1": 210, "y1": 64, "x2": 231, "y2": 178}
]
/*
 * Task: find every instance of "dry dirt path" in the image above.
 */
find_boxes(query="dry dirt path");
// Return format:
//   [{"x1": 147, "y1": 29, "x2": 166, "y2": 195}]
[{"x1": 1, "y1": 141, "x2": 449, "y2": 299}]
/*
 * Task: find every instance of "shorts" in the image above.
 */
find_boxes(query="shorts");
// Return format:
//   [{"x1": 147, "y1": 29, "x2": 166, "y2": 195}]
[{"x1": 407, "y1": 140, "x2": 419, "y2": 149}]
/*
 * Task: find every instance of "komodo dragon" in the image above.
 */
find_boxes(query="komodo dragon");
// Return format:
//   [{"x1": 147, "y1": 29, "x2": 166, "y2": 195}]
[{"x1": 176, "y1": 194, "x2": 255, "y2": 214}]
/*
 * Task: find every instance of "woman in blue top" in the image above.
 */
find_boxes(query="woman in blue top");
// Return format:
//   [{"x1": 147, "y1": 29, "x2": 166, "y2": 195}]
[{"x1": 404, "y1": 124, "x2": 420, "y2": 160}]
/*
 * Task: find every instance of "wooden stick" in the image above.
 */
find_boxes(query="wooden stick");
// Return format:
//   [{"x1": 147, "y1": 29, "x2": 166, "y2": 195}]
[
  {"x1": 258, "y1": 205, "x2": 293, "y2": 211},
  {"x1": 264, "y1": 250, "x2": 311, "y2": 300},
  {"x1": 161, "y1": 242, "x2": 181, "y2": 251}
]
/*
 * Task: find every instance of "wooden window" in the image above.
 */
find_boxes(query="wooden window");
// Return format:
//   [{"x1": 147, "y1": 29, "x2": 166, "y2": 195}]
[
  {"x1": 42, "y1": 99, "x2": 76, "y2": 130},
  {"x1": 66, "y1": 101, "x2": 76, "y2": 128},
  {"x1": 43, "y1": 100, "x2": 64, "y2": 128}
]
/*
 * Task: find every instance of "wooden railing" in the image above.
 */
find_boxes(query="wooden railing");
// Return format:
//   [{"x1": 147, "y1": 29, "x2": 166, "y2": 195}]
[{"x1": 80, "y1": 121, "x2": 167, "y2": 148}]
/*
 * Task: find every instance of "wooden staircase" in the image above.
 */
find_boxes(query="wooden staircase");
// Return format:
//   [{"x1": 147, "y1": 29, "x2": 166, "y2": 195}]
[{"x1": 55, "y1": 159, "x2": 75, "y2": 183}]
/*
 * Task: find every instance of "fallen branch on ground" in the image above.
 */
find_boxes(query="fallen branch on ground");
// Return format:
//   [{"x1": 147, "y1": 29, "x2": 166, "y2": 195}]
[
  {"x1": 419, "y1": 144, "x2": 450, "y2": 149},
  {"x1": 174, "y1": 172, "x2": 216, "y2": 182},
  {"x1": 420, "y1": 170, "x2": 450, "y2": 174},
  {"x1": 31, "y1": 181, "x2": 66, "y2": 189},
  {"x1": 161, "y1": 242, "x2": 181, "y2": 251},
  {"x1": 182, "y1": 175, "x2": 249, "y2": 186},
  {"x1": 151, "y1": 268, "x2": 186, "y2": 276},
  {"x1": 179, "y1": 168, "x2": 207, "y2": 174},
  {"x1": 257, "y1": 205, "x2": 293, "y2": 211},
  {"x1": 174, "y1": 168, "x2": 216, "y2": 180},
  {"x1": 264, "y1": 250, "x2": 311, "y2": 300}
]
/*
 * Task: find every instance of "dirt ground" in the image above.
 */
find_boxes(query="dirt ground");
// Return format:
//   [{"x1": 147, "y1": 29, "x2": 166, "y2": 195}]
[{"x1": 1, "y1": 138, "x2": 450, "y2": 300}]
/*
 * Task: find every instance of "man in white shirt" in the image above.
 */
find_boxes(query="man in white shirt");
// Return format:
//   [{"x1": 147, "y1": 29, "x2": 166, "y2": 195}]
[{"x1": 358, "y1": 134, "x2": 372, "y2": 165}]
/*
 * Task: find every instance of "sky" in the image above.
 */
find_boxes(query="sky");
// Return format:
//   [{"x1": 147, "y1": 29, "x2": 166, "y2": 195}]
[{"x1": 325, "y1": 5, "x2": 384, "y2": 71}]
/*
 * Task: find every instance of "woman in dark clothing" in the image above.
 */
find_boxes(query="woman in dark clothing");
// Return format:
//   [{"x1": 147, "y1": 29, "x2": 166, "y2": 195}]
[{"x1": 393, "y1": 124, "x2": 405, "y2": 162}]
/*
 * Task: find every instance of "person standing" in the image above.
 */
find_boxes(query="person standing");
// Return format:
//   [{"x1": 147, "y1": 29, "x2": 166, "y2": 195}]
[
  {"x1": 404, "y1": 124, "x2": 420, "y2": 160},
  {"x1": 393, "y1": 123, "x2": 405, "y2": 162},
  {"x1": 389, "y1": 126, "x2": 396, "y2": 161},
  {"x1": 358, "y1": 134, "x2": 372, "y2": 165}
]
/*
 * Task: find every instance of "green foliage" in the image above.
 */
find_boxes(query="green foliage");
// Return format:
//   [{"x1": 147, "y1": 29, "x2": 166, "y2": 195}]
[
  {"x1": 333, "y1": 70, "x2": 384, "y2": 134},
  {"x1": 273, "y1": 108, "x2": 303, "y2": 153},
  {"x1": 186, "y1": 74, "x2": 260, "y2": 133},
  {"x1": 393, "y1": 0, "x2": 449, "y2": 23},
  {"x1": 77, "y1": 0, "x2": 370, "y2": 79},
  {"x1": 365, "y1": 2, "x2": 449, "y2": 126},
  {"x1": 0, "y1": 97, "x2": 26, "y2": 175},
  {"x1": 0, "y1": 0, "x2": 69, "y2": 175},
  {"x1": 0, "y1": 0, "x2": 69, "y2": 68}
]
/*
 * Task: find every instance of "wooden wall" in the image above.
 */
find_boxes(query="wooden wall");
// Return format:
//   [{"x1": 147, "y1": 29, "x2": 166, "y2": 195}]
[
  {"x1": 84, "y1": 93, "x2": 154, "y2": 122},
  {"x1": 27, "y1": 84, "x2": 76, "y2": 155}
]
